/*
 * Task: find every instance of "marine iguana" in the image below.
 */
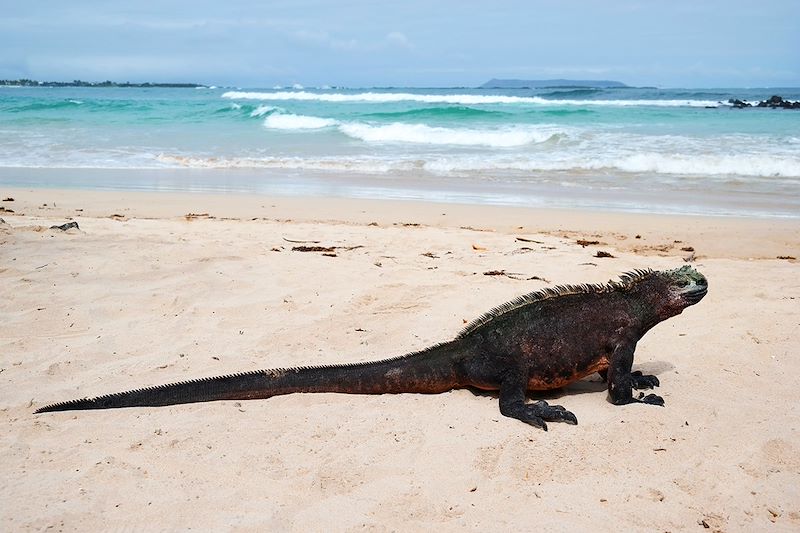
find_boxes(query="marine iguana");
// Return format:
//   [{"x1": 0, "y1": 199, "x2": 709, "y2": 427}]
[{"x1": 35, "y1": 266, "x2": 708, "y2": 430}]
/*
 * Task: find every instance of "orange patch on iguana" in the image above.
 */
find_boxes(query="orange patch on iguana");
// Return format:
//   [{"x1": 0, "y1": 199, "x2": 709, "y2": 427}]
[{"x1": 527, "y1": 357, "x2": 609, "y2": 391}]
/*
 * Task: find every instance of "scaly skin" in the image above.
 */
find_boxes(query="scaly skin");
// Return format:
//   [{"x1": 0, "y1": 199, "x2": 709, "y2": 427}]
[{"x1": 35, "y1": 266, "x2": 708, "y2": 430}]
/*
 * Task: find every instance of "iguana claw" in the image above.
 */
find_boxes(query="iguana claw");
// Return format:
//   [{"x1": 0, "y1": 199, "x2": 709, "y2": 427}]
[
  {"x1": 637, "y1": 392, "x2": 665, "y2": 406},
  {"x1": 529, "y1": 400, "x2": 578, "y2": 428}
]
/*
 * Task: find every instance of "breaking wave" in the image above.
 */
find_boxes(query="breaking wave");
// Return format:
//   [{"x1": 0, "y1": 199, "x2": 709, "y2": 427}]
[
  {"x1": 250, "y1": 105, "x2": 277, "y2": 117},
  {"x1": 362, "y1": 106, "x2": 507, "y2": 120},
  {"x1": 263, "y1": 113, "x2": 338, "y2": 129},
  {"x1": 259, "y1": 111, "x2": 562, "y2": 146},
  {"x1": 223, "y1": 90, "x2": 724, "y2": 107}
]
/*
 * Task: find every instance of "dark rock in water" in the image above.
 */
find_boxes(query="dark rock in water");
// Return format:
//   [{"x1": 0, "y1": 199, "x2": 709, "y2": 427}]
[
  {"x1": 755, "y1": 95, "x2": 800, "y2": 109},
  {"x1": 50, "y1": 221, "x2": 79, "y2": 231},
  {"x1": 729, "y1": 95, "x2": 800, "y2": 110},
  {"x1": 728, "y1": 98, "x2": 751, "y2": 108}
]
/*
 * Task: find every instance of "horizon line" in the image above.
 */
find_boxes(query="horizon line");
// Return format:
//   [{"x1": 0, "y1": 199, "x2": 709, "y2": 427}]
[{"x1": 2, "y1": 78, "x2": 800, "y2": 91}]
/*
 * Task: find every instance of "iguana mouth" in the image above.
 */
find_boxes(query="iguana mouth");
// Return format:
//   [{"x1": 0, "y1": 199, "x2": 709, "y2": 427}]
[{"x1": 683, "y1": 285, "x2": 707, "y2": 304}]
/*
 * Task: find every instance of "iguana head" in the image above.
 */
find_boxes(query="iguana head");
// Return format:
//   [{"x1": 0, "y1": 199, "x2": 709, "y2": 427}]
[
  {"x1": 627, "y1": 266, "x2": 707, "y2": 327},
  {"x1": 668, "y1": 265, "x2": 707, "y2": 301},
  {"x1": 658, "y1": 265, "x2": 708, "y2": 315}
]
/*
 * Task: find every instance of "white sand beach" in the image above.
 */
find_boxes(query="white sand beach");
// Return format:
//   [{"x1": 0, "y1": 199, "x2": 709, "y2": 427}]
[{"x1": 1, "y1": 187, "x2": 799, "y2": 531}]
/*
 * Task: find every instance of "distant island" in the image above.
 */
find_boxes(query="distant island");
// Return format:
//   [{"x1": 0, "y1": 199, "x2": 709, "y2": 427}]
[
  {"x1": 0, "y1": 79, "x2": 203, "y2": 88},
  {"x1": 480, "y1": 78, "x2": 628, "y2": 89}
]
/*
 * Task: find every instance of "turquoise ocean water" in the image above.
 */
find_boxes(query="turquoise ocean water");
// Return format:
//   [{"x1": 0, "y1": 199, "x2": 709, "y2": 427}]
[{"x1": 1, "y1": 85, "x2": 799, "y2": 216}]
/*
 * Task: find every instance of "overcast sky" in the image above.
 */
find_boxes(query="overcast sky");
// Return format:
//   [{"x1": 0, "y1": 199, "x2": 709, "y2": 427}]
[{"x1": 2, "y1": 1, "x2": 797, "y2": 88}]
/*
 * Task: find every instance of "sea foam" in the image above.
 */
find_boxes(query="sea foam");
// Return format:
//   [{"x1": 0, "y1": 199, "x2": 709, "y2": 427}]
[
  {"x1": 155, "y1": 154, "x2": 398, "y2": 173},
  {"x1": 338, "y1": 122, "x2": 558, "y2": 147},
  {"x1": 423, "y1": 153, "x2": 800, "y2": 178},
  {"x1": 607, "y1": 153, "x2": 800, "y2": 178},
  {"x1": 152, "y1": 152, "x2": 800, "y2": 179}
]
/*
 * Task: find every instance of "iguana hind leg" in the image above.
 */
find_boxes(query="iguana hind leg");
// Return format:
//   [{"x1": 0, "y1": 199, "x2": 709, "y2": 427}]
[{"x1": 498, "y1": 372, "x2": 578, "y2": 431}]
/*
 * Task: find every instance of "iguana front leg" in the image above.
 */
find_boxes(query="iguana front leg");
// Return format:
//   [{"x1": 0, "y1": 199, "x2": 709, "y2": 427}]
[
  {"x1": 599, "y1": 369, "x2": 658, "y2": 389},
  {"x1": 498, "y1": 370, "x2": 578, "y2": 430},
  {"x1": 607, "y1": 341, "x2": 664, "y2": 406}
]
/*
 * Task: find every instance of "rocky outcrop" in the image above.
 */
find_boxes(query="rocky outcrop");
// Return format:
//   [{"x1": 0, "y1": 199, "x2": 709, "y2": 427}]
[
  {"x1": 729, "y1": 95, "x2": 800, "y2": 109},
  {"x1": 728, "y1": 98, "x2": 751, "y2": 108},
  {"x1": 757, "y1": 95, "x2": 800, "y2": 109}
]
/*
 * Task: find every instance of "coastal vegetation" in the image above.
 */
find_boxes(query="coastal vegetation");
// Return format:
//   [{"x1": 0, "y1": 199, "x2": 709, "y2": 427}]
[{"x1": 0, "y1": 78, "x2": 201, "y2": 88}]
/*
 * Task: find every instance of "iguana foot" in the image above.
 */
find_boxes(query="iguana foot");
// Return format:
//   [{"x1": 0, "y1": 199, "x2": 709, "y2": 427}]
[
  {"x1": 630, "y1": 370, "x2": 659, "y2": 390},
  {"x1": 499, "y1": 399, "x2": 578, "y2": 431},
  {"x1": 609, "y1": 391, "x2": 665, "y2": 406},
  {"x1": 637, "y1": 392, "x2": 665, "y2": 406},
  {"x1": 499, "y1": 373, "x2": 577, "y2": 430},
  {"x1": 532, "y1": 399, "x2": 578, "y2": 425},
  {"x1": 522, "y1": 400, "x2": 578, "y2": 431}
]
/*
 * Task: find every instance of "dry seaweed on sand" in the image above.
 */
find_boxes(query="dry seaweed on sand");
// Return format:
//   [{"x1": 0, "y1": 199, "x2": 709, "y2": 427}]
[
  {"x1": 49, "y1": 221, "x2": 79, "y2": 231},
  {"x1": 292, "y1": 245, "x2": 364, "y2": 253},
  {"x1": 483, "y1": 270, "x2": 550, "y2": 282},
  {"x1": 594, "y1": 251, "x2": 615, "y2": 258},
  {"x1": 292, "y1": 245, "x2": 336, "y2": 253}
]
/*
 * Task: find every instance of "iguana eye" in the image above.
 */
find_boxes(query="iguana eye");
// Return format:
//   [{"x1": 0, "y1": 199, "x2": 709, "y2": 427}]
[{"x1": 676, "y1": 279, "x2": 689, "y2": 287}]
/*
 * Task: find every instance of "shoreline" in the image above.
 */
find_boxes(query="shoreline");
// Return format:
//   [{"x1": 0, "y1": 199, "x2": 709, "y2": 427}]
[{"x1": 2, "y1": 167, "x2": 798, "y2": 220}]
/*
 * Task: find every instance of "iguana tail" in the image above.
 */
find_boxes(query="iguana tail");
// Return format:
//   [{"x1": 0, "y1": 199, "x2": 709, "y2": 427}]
[{"x1": 35, "y1": 341, "x2": 463, "y2": 413}]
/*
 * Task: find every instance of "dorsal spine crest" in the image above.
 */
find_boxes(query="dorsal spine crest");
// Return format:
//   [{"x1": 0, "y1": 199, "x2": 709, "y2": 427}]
[{"x1": 456, "y1": 269, "x2": 654, "y2": 338}]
